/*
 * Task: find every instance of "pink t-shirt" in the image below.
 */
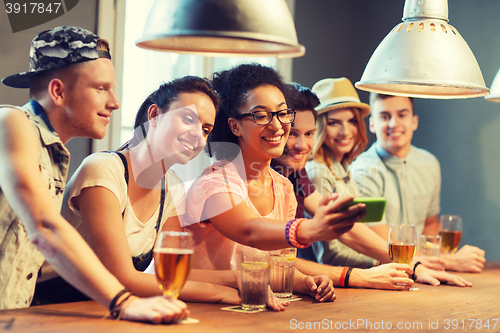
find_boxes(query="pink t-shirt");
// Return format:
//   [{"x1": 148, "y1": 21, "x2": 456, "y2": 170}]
[{"x1": 184, "y1": 160, "x2": 297, "y2": 270}]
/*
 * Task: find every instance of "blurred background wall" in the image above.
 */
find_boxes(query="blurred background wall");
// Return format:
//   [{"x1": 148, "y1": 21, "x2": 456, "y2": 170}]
[{"x1": 1, "y1": 0, "x2": 499, "y2": 260}]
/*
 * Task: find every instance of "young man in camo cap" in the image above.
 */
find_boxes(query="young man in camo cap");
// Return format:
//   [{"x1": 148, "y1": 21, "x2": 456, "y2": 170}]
[{"x1": 0, "y1": 26, "x2": 188, "y2": 323}]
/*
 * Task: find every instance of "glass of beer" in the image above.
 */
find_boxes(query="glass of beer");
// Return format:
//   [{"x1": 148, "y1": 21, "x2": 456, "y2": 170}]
[
  {"x1": 388, "y1": 224, "x2": 417, "y2": 265},
  {"x1": 269, "y1": 248, "x2": 296, "y2": 299},
  {"x1": 240, "y1": 252, "x2": 270, "y2": 312},
  {"x1": 153, "y1": 230, "x2": 194, "y2": 300},
  {"x1": 439, "y1": 215, "x2": 463, "y2": 254}
]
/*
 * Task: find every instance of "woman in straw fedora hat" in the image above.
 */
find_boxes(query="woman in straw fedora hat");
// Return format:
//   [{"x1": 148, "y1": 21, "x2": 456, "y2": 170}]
[
  {"x1": 307, "y1": 78, "x2": 369, "y2": 198},
  {"x1": 304, "y1": 77, "x2": 381, "y2": 268}
]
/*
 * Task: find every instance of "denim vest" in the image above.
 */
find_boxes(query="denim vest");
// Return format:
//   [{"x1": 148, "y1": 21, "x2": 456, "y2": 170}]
[{"x1": 0, "y1": 101, "x2": 69, "y2": 309}]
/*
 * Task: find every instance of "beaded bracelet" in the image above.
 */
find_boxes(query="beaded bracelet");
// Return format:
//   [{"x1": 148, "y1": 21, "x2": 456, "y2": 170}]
[
  {"x1": 411, "y1": 261, "x2": 422, "y2": 281},
  {"x1": 288, "y1": 218, "x2": 311, "y2": 249},
  {"x1": 285, "y1": 219, "x2": 295, "y2": 247}
]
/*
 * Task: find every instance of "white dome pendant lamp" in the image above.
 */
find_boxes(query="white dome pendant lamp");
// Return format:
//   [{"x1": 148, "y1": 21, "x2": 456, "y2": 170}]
[{"x1": 356, "y1": 0, "x2": 489, "y2": 99}]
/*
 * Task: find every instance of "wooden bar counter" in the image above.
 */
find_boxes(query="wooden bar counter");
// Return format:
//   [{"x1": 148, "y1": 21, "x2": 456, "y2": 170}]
[{"x1": 1, "y1": 262, "x2": 499, "y2": 333}]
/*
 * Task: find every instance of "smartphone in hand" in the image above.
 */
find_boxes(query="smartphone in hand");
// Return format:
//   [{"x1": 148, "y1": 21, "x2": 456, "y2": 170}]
[{"x1": 340, "y1": 197, "x2": 386, "y2": 222}]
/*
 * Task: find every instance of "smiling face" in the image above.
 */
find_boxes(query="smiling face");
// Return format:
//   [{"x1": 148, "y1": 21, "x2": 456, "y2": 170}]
[
  {"x1": 323, "y1": 108, "x2": 359, "y2": 163},
  {"x1": 273, "y1": 110, "x2": 316, "y2": 175},
  {"x1": 150, "y1": 91, "x2": 216, "y2": 165},
  {"x1": 231, "y1": 84, "x2": 290, "y2": 162},
  {"x1": 369, "y1": 96, "x2": 418, "y2": 158},
  {"x1": 62, "y1": 58, "x2": 120, "y2": 142}
]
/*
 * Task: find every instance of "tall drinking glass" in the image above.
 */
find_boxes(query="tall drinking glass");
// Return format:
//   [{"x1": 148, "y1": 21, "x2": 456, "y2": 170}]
[
  {"x1": 240, "y1": 252, "x2": 269, "y2": 312},
  {"x1": 389, "y1": 224, "x2": 417, "y2": 290},
  {"x1": 153, "y1": 230, "x2": 194, "y2": 300},
  {"x1": 418, "y1": 234, "x2": 442, "y2": 257},
  {"x1": 388, "y1": 224, "x2": 417, "y2": 265},
  {"x1": 269, "y1": 248, "x2": 296, "y2": 298},
  {"x1": 439, "y1": 215, "x2": 463, "y2": 254}
]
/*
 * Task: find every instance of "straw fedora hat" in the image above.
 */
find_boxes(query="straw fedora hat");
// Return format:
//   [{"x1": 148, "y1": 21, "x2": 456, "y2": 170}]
[{"x1": 312, "y1": 77, "x2": 370, "y2": 117}]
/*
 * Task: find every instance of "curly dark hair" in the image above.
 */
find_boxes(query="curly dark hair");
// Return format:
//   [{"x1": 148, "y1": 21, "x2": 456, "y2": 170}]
[
  {"x1": 207, "y1": 63, "x2": 286, "y2": 160},
  {"x1": 119, "y1": 75, "x2": 219, "y2": 150}
]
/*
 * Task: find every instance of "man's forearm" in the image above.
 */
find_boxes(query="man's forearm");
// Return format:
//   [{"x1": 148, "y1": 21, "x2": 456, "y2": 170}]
[
  {"x1": 29, "y1": 214, "x2": 125, "y2": 308},
  {"x1": 23, "y1": 205, "x2": 127, "y2": 308},
  {"x1": 295, "y1": 258, "x2": 345, "y2": 286},
  {"x1": 338, "y1": 223, "x2": 391, "y2": 263},
  {"x1": 422, "y1": 215, "x2": 439, "y2": 236},
  {"x1": 296, "y1": 258, "x2": 374, "y2": 289}
]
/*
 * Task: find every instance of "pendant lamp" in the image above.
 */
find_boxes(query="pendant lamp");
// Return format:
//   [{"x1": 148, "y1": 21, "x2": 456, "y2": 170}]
[
  {"x1": 135, "y1": 0, "x2": 305, "y2": 58},
  {"x1": 485, "y1": 69, "x2": 500, "y2": 103},
  {"x1": 355, "y1": 0, "x2": 489, "y2": 99}
]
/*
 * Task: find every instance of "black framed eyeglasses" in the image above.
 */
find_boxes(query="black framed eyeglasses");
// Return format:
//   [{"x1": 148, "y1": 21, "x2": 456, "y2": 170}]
[{"x1": 234, "y1": 108, "x2": 296, "y2": 125}]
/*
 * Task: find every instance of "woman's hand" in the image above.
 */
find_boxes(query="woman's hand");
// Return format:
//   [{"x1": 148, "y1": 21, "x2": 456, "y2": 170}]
[
  {"x1": 215, "y1": 286, "x2": 241, "y2": 305},
  {"x1": 266, "y1": 286, "x2": 289, "y2": 311},
  {"x1": 353, "y1": 264, "x2": 414, "y2": 290},
  {"x1": 298, "y1": 194, "x2": 367, "y2": 244},
  {"x1": 121, "y1": 296, "x2": 190, "y2": 324}
]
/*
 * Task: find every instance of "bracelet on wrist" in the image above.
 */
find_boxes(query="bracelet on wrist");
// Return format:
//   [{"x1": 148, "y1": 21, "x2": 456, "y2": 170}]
[
  {"x1": 411, "y1": 261, "x2": 422, "y2": 281},
  {"x1": 288, "y1": 218, "x2": 311, "y2": 249},
  {"x1": 344, "y1": 267, "x2": 353, "y2": 288},
  {"x1": 339, "y1": 267, "x2": 348, "y2": 287},
  {"x1": 109, "y1": 288, "x2": 133, "y2": 320},
  {"x1": 285, "y1": 219, "x2": 295, "y2": 247}
]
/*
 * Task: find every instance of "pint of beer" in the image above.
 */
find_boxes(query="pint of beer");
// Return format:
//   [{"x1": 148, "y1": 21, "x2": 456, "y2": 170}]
[{"x1": 154, "y1": 231, "x2": 194, "y2": 299}]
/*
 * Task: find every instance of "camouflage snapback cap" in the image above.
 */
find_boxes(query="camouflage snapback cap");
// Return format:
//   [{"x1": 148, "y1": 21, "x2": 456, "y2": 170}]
[{"x1": 2, "y1": 26, "x2": 111, "y2": 89}]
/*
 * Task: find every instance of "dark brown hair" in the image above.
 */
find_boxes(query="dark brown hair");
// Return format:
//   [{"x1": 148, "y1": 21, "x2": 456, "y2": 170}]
[
  {"x1": 369, "y1": 93, "x2": 415, "y2": 115},
  {"x1": 120, "y1": 76, "x2": 219, "y2": 150}
]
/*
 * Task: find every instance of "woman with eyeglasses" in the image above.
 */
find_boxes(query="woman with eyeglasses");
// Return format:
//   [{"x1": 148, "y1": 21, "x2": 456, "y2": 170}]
[{"x1": 183, "y1": 64, "x2": 368, "y2": 307}]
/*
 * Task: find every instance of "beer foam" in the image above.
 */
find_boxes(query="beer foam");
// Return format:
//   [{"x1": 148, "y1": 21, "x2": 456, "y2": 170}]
[{"x1": 154, "y1": 248, "x2": 194, "y2": 254}]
